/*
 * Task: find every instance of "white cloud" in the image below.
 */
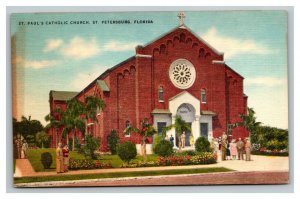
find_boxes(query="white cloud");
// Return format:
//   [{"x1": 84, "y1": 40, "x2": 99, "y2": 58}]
[
  {"x1": 201, "y1": 27, "x2": 274, "y2": 59},
  {"x1": 244, "y1": 76, "x2": 287, "y2": 87},
  {"x1": 70, "y1": 65, "x2": 109, "y2": 90},
  {"x1": 16, "y1": 56, "x2": 59, "y2": 69},
  {"x1": 103, "y1": 41, "x2": 139, "y2": 52},
  {"x1": 60, "y1": 37, "x2": 101, "y2": 60},
  {"x1": 43, "y1": 39, "x2": 63, "y2": 52},
  {"x1": 246, "y1": 87, "x2": 288, "y2": 129}
]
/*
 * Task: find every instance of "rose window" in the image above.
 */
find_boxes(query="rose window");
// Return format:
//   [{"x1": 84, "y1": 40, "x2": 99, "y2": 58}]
[{"x1": 169, "y1": 59, "x2": 196, "y2": 89}]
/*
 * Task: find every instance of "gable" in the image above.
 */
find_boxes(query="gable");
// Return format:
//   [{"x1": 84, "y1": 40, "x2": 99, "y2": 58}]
[{"x1": 137, "y1": 25, "x2": 224, "y2": 61}]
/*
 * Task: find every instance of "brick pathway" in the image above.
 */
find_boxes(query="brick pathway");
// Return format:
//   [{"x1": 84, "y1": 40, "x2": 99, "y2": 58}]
[{"x1": 14, "y1": 159, "x2": 36, "y2": 177}]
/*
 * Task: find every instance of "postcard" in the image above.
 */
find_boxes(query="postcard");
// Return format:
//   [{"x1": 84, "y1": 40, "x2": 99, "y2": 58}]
[{"x1": 11, "y1": 11, "x2": 289, "y2": 187}]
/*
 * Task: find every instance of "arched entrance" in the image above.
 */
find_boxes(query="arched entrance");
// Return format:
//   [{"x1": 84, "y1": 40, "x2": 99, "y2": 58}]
[{"x1": 175, "y1": 103, "x2": 196, "y2": 147}]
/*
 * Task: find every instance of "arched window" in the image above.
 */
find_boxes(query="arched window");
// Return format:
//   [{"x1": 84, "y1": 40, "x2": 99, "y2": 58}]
[
  {"x1": 158, "y1": 86, "x2": 164, "y2": 102},
  {"x1": 201, "y1": 89, "x2": 207, "y2": 103},
  {"x1": 125, "y1": 120, "x2": 130, "y2": 137}
]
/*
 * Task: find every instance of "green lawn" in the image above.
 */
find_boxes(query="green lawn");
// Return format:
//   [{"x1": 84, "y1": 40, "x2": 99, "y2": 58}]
[
  {"x1": 14, "y1": 167, "x2": 232, "y2": 184},
  {"x1": 27, "y1": 148, "x2": 158, "y2": 171}
]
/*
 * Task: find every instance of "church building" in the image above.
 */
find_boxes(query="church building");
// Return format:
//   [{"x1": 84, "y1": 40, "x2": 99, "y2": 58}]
[{"x1": 48, "y1": 13, "x2": 249, "y2": 153}]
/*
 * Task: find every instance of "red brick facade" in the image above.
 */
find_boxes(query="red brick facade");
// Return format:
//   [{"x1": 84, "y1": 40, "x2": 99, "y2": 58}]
[{"x1": 48, "y1": 26, "x2": 248, "y2": 151}]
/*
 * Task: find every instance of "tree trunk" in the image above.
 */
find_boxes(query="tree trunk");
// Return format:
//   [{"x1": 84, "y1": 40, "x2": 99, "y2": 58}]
[
  {"x1": 55, "y1": 128, "x2": 58, "y2": 148},
  {"x1": 66, "y1": 133, "x2": 69, "y2": 146},
  {"x1": 72, "y1": 129, "x2": 75, "y2": 151},
  {"x1": 142, "y1": 138, "x2": 147, "y2": 162},
  {"x1": 42, "y1": 142, "x2": 44, "y2": 149}
]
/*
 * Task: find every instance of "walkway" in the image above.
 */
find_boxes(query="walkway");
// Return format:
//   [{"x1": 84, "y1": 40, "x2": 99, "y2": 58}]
[{"x1": 13, "y1": 154, "x2": 289, "y2": 178}]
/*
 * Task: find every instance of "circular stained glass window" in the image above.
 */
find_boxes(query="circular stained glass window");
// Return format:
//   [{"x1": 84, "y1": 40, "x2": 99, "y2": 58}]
[{"x1": 169, "y1": 59, "x2": 196, "y2": 89}]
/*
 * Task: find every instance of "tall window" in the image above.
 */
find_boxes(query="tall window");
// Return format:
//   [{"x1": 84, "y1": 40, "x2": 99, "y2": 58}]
[
  {"x1": 125, "y1": 120, "x2": 130, "y2": 137},
  {"x1": 157, "y1": 122, "x2": 167, "y2": 136},
  {"x1": 201, "y1": 89, "x2": 207, "y2": 103},
  {"x1": 158, "y1": 86, "x2": 164, "y2": 102}
]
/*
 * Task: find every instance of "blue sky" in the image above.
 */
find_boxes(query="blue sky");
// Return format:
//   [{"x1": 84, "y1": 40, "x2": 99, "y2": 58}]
[{"x1": 11, "y1": 11, "x2": 288, "y2": 129}]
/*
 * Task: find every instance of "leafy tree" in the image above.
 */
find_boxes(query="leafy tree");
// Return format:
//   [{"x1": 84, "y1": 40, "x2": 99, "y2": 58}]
[
  {"x1": 124, "y1": 118, "x2": 157, "y2": 162},
  {"x1": 107, "y1": 130, "x2": 119, "y2": 155},
  {"x1": 35, "y1": 131, "x2": 49, "y2": 148},
  {"x1": 13, "y1": 116, "x2": 44, "y2": 146},
  {"x1": 61, "y1": 99, "x2": 86, "y2": 151},
  {"x1": 162, "y1": 115, "x2": 191, "y2": 152},
  {"x1": 239, "y1": 107, "x2": 261, "y2": 142},
  {"x1": 45, "y1": 108, "x2": 63, "y2": 148}
]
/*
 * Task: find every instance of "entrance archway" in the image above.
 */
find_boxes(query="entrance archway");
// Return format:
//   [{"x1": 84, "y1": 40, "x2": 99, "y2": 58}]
[{"x1": 176, "y1": 103, "x2": 196, "y2": 147}]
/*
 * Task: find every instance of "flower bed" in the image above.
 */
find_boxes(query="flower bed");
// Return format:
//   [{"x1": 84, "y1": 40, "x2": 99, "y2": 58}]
[
  {"x1": 69, "y1": 159, "x2": 112, "y2": 170},
  {"x1": 121, "y1": 152, "x2": 217, "y2": 168},
  {"x1": 251, "y1": 149, "x2": 289, "y2": 156}
]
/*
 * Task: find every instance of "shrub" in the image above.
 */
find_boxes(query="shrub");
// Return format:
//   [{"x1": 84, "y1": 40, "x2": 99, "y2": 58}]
[
  {"x1": 69, "y1": 159, "x2": 112, "y2": 170},
  {"x1": 40, "y1": 152, "x2": 53, "y2": 169},
  {"x1": 74, "y1": 137, "x2": 81, "y2": 150},
  {"x1": 107, "y1": 130, "x2": 119, "y2": 155},
  {"x1": 117, "y1": 141, "x2": 137, "y2": 164},
  {"x1": 195, "y1": 137, "x2": 211, "y2": 152},
  {"x1": 81, "y1": 134, "x2": 100, "y2": 159},
  {"x1": 154, "y1": 140, "x2": 173, "y2": 157},
  {"x1": 178, "y1": 150, "x2": 197, "y2": 156},
  {"x1": 152, "y1": 134, "x2": 163, "y2": 153}
]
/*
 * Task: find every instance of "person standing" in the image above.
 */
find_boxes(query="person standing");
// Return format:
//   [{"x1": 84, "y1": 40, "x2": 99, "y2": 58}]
[
  {"x1": 230, "y1": 139, "x2": 237, "y2": 160},
  {"x1": 189, "y1": 134, "x2": 194, "y2": 147},
  {"x1": 56, "y1": 142, "x2": 64, "y2": 173},
  {"x1": 181, "y1": 132, "x2": 186, "y2": 148},
  {"x1": 62, "y1": 145, "x2": 70, "y2": 172},
  {"x1": 221, "y1": 132, "x2": 227, "y2": 161},
  {"x1": 226, "y1": 142, "x2": 231, "y2": 160},
  {"x1": 169, "y1": 135, "x2": 174, "y2": 147},
  {"x1": 236, "y1": 138, "x2": 245, "y2": 160},
  {"x1": 245, "y1": 138, "x2": 251, "y2": 161}
]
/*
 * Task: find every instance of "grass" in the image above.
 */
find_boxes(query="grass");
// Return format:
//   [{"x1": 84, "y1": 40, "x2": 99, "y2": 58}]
[
  {"x1": 27, "y1": 148, "x2": 87, "y2": 172},
  {"x1": 14, "y1": 167, "x2": 232, "y2": 184},
  {"x1": 27, "y1": 148, "x2": 158, "y2": 171}
]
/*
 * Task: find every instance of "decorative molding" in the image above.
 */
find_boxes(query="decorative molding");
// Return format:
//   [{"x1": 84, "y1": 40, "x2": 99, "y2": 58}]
[
  {"x1": 212, "y1": 60, "x2": 225, "y2": 64},
  {"x1": 136, "y1": 54, "x2": 152, "y2": 58}
]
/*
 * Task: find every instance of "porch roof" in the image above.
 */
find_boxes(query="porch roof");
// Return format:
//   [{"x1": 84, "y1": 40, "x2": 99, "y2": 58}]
[{"x1": 151, "y1": 109, "x2": 172, "y2": 115}]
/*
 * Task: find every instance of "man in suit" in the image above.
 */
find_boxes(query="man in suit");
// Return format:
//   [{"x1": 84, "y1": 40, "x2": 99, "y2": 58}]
[{"x1": 237, "y1": 138, "x2": 245, "y2": 160}]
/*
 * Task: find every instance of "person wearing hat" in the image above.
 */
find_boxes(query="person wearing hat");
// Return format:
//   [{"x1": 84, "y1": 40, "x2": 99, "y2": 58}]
[
  {"x1": 245, "y1": 138, "x2": 251, "y2": 161},
  {"x1": 236, "y1": 138, "x2": 245, "y2": 160},
  {"x1": 56, "y1": 142, "x2": 64, "y2": 173}
]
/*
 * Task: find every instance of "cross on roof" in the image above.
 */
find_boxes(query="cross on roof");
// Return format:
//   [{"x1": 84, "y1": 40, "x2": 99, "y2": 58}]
[{"x1": 177, "y1": 12, "x2": 185, "y2": 26}]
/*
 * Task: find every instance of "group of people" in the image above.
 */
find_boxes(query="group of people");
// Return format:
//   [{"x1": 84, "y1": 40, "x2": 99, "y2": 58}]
[
  {"x1": 211, "y1": 132, "x2": 251, "y2": 161},
  {"x1": 56, "y1": 142, "x2": 70, "y2": 174},
  {"x1": 14, "y1": 134, "x2": 28, "y2": 159},
  {"x1": 166, "y1": 132, "x2": 194, "y2": 148}
]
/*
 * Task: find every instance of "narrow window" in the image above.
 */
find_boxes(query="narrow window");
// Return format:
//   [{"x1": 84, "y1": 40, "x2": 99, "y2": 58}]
[
  {"x1": 157, "y1": 122, "x2": 167, "y2": 136},
  {"x1": 125, "y1": 120, "x2": 130, "y2": 137},
  {"x1": 158, "y1": 86, "x2": 164, "y2": 102},
  {"x1": 201, "y1": 89, "x2": 207, "y2": 103}
]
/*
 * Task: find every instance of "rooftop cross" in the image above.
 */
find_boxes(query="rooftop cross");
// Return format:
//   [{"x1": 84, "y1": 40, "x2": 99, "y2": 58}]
[{"x1": 177, "y1": 12, "x2": 186, "y2": 26}]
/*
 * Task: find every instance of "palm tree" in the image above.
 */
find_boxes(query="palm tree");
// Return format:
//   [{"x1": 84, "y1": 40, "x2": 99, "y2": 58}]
[
  {"x1": 84, "y1": 96, "x2": 105, "y2": 135},
  {"x1": 35, "y1": 131, "x2": 49, "y2": 148},
  {"x1": 61, "y1": 99, "x2": 86, "y2": 151},
  {"x1": 124, "y1": 118, "x2": 157, "y2": 162},
  {"x1": 162, "y1": 115, "x2": 191, "y2": 152},
  {"x1": 45, "y1": 108, "x2": 63, "y2": 148},
  {"x1": 239, "y1": 107, "x2": 261, "y2": 139}
]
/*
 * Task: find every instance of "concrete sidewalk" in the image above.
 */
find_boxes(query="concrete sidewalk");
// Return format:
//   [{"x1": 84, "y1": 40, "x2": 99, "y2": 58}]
[{"x1": 14, "y1": 154, "x2": 289, "y2": 178}]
